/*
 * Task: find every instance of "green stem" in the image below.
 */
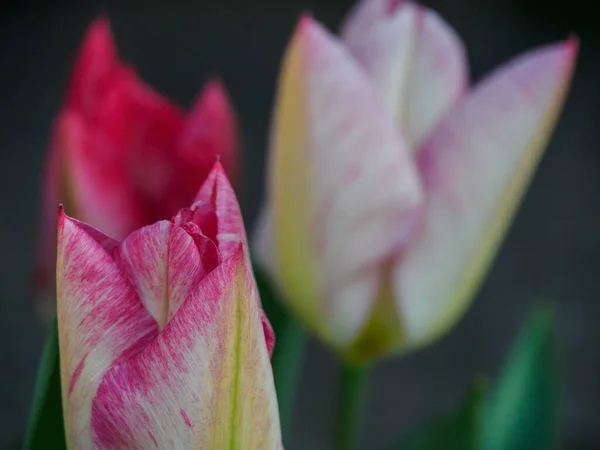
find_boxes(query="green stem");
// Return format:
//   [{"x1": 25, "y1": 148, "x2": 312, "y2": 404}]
[
  {"x1": 271, "y1": 315, "x2": 306, "y2": 440},
  {"x1": 335, "y1": 363, "x2": 369, "y2": 450}
]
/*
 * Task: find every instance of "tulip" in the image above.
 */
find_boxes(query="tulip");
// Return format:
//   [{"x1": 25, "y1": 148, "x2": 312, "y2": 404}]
[
  {"x1": 254, "y1": 1, "x2": 577, "y2": 363},
  {"x1": 57, "y1": 162, "x2": 281, "y2": 449},
  {"x1": 36, "y1": 17, "x2": 239, "y2": 317}
]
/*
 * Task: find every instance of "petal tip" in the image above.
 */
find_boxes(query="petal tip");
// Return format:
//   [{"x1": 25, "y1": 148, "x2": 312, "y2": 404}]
[
  {"x1": 564, "y1": 35, "x2": 580, "y2": 62},
  {"x1": 198, "y1": 77, "x2": 230, "y2": 108},
  {"x1": 82, "y1": 15, "x2": 116, "y2": 56},
  {"x1": 388, "y1": 0, "x2": 407, "y2": 15},
  {"x1": 297, "y1": 12, "x2": 314, "y2": 32},
  {"x1": 57, "y1": 203, "x2": 66, "y2": 229},
  {"x1": 209, "y1": 159, "x2": 227, "y2": 177}
]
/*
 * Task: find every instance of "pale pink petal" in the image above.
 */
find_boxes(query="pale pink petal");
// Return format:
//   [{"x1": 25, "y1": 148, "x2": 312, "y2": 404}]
[
  {"x1": 340, "y1": 0, "x2": 405, "y2": 48},
  {"x1": 91, "y1": 249, "x2": 282, "y2": 449},
  {"x1": 56, "y1": 207, "x2": 158, "y2": 449},
  {"x1": 392, "y1": 40, "x2": 578, "y2": 348},
  {"x1": 344, "y1": 2, "x2": 467, "y2": 149},
  {"x1": 269, "y1": 16, "x2": 423, "y2": 347},
  {"x1": 404, "y1": 7, "x2": 468, "y2": 148},
  {"x1": 344, "y1": 4, "x2": 419, "y2": 122},
  {"x1": 114, "y1": 220, "x2": 220, "y2": 329}
]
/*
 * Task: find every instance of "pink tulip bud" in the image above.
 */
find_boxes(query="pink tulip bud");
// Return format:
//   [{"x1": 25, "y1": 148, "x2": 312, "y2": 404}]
[{"x1": 36, "y1": 17, "x2": 240, "y2": 320}]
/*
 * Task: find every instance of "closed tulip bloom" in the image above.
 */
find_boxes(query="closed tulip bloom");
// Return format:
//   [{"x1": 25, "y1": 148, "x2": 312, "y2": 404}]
[
  {"x1": 57, "y1": 163, "x2": 281, "y2": 449},
  {"x1": 254, "y1": 1, "x2": 577, "y2": 363},
  {"x1": 37, "y1": 17, "x2": 239, "y2": 316}
]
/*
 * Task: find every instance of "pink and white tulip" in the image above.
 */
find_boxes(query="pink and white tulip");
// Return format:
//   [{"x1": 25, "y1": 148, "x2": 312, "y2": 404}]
[
  {"x1": 254, "y1": 0, "x2": 577, "y2": 363},
  {"x1": 37, "y1": 17, "x2": 240, "y2": 318},
  {"x1": 57, "y1": 163, "x2": 281, "y2": 449}
]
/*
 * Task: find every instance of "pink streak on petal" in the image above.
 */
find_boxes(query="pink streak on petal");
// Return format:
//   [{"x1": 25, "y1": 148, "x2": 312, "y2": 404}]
[
  {"x1": 68, "y1": 352, "x2": 87, "y2": 397},
  {"x1": 261, "y1": 311, "x2": 276, "y2": 357},
  {"x1": 180, "y1": 409, "x2": 193, "y2": 428}
]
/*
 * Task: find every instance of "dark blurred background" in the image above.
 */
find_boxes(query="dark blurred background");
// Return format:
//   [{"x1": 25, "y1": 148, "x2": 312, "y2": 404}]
[{"x1": 1, "y1": 0, "x2": 599, "y2": 448}]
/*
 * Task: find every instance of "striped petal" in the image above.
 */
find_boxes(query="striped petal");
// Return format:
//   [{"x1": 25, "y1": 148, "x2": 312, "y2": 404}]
[
  {"x1": 113, "y1": 220, "x2": 220, "y2": 330},
  {"x1": 392, "y1": 40, "x2": 578, "y2": 349},
  {"x1": 342, "y1": 1, "x2": 468, "y2": 149},
  {"x1": 193, "y1": 161, "x2": 247, "y2": 259},
  {"x1": 269, "y1": 16, "x2": 423, "y2": 347},
  {"x1": 193, "y1": 162, "x2": 276, "y2": 356},
  {"x1": 56, "y1": 207, "x2": 158, "y2": 448},
  {"x1": 91, "y1": 249, "x2": 282, "y2": 449}
]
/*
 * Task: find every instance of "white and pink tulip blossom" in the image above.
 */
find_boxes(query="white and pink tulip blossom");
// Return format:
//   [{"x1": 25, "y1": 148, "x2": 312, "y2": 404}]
[
  {"x1": 57, "y1": 162, "x2": 282, "y2": 449},
  {"x1": 254, "y1": 0, "x2": 577, "y2": 363}
]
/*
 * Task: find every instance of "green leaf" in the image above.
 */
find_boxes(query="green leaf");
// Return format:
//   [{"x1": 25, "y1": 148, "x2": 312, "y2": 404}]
[
  {"x1": 387, "y1": 379, "x2": 487, "y2": 450},
  {"x1": 24, "y1": 316, "x2": 66, "y2": 450},
  {"x1": 252, "y1": 257, "x2": 306, "y2": 444},
  {"x1": 477, "y1": 305, "x2": 559, "y2": 450}
]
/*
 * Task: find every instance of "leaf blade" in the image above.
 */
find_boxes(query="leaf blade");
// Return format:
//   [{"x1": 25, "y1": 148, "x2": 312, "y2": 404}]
[
  {"x1": 477, "y1": 305, "x2": 559, "y2": 450},
  {"x1": 24, "y1": 317, "x2": 67, "y2": 450},
  {"x1": 388, "y1": 380, "x2": 487, "y2": 450}
]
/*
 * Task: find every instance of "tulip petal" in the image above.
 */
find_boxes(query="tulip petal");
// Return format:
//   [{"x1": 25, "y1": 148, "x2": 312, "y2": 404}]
[
  {"x1": 67, "y1": 16, "x2": 120, "y2": 113},
  {"x1": 340, "y1": 0, "x2": 406, "y2": 48},
  {"x1": 270, "y1": 16, "x2": 423, "y2": 347},
  {"x1": 113, "y1": 220, "x2": 220, "y2": 330},
  {"x1": 91, "y1": 249, "x2": 282, "y2": 449},
  {"x1": 56, "y1": 208, "x2": 158, "y2": 448},
  {"x1": 193, "y1": 161, "x2": 247, "y2": 259},
  {"x1": 57, "y1": 18, "x2": 191, "y2": 240},
  {"x1": 404, "y1": 7, "x2": 468, "y2": 147},
  {"x1": 343, "y1": 2, "x2": 468, "y2": 149},
  {"x1": 392, "y1": 40, "x2": 577, "y2": 348},
  {"x1": 195, "y1": 162, "x2": 276, "y2": 356},
  {"x1": 177, "y1": 79, "x2": 240, "y2": 194},
  {"x1": 343, "y1": 4, "x2": 419, "y2": 123},
  {"x1": 66, "y1": 69, "x2": 186, "y2": 240},
  {"x1": 62, "y1": 214, "x2": 120, "y2": 254}
]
